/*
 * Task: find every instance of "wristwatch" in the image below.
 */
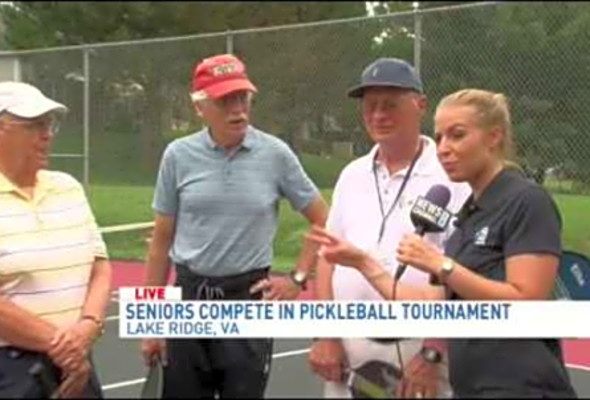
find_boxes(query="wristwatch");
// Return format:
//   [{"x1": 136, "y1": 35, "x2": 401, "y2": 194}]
[
  {"x1": 289, "y1": 269, "x2": 308, "y2": 291},
  {"x1": 439, "y1": 257, "x2": 455, "y2": 284},
  {"x1": 420, "y1": 346, "x2": 442, "y2": 364}
]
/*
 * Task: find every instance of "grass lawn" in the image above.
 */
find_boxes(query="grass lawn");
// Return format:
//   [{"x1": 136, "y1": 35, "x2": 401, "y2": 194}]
[
  {"x1": 89, "y1": 184, "x2": 589, "y2": 273},
  {"x1": 89, "y1": 185, "x2": 334, "y2": 272},
  {"x1": 88, "y1": 184, "x2": 155, "y2": 264},
  {"x1": 554, "y1": 193, "x2": 590, "y2": 257}
]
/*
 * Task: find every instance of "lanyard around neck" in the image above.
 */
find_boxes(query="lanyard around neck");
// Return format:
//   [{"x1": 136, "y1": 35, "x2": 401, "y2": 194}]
[{"x1": 373, "y1": 140, "x2": 423, "y2": 244}]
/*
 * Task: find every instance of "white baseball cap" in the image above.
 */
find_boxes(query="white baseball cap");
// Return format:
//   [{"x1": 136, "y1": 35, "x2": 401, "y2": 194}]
[{"x1": 0, "y1": 81, "x2": 68, "y2": 118}]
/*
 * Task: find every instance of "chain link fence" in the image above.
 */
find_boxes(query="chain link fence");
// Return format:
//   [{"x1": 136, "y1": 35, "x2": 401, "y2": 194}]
[{"x1": 1, "y1": 1, "x2": 589, "y2": 196}]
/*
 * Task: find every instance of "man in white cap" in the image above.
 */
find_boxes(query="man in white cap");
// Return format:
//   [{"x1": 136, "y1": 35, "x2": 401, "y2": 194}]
[{"x1": 0, "y1": 81, "x2": 112, "y2": 398}]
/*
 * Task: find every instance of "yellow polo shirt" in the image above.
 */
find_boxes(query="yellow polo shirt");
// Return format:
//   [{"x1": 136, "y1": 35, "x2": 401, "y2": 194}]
[{"x1": 0, "y1": 170, "x2": 108, "y2": 346}]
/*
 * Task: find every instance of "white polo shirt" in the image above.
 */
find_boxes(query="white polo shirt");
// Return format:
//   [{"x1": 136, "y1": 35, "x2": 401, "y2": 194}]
[{"x1": 328, "y1": 135, "x2": 471, "y2": 301}]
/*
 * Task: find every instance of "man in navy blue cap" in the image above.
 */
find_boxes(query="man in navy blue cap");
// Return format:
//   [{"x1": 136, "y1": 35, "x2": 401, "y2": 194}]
[
  {"x1": 347, "y1": 57, "x2": 424, "y2": 97},
  {"x1": 308, "y1": 58, "x2": 470, "y2": 398}
]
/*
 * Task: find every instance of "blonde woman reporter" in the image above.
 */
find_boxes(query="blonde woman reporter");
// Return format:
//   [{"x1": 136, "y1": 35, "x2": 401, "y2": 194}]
[{"x1": 309, "y1": 89, "x2": 577, "y2": 398}]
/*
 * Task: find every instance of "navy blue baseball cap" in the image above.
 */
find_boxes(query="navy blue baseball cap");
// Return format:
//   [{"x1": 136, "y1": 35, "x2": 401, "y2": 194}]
[{"x1": 347, "y1": 58, "x2": 423, "y2": 98}]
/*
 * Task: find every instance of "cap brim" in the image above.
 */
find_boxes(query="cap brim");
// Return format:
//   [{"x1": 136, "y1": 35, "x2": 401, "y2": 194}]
[
  {"x1": 205, "y1": 79, "x2": 257, "y2": 100},
  {"x1": 347, "y1": 84, "x2": 366, "y2": 98},
  {"x1": 347, "y1": 82, "x2": 422, "y2": 98},
  {"x1": 7, "y1": 99, "x2": 68, "y2": 118}
]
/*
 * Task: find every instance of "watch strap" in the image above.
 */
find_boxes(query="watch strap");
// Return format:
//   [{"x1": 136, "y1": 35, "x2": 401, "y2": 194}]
[{"x1": 81, "y1": 315, "x2": 105, "y2": 337}]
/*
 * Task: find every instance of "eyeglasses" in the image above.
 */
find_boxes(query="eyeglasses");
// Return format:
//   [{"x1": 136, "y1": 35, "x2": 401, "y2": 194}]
[
  {"x1": 206, "y1": 92, "x2": 253, "y2": 109},
  {"x1": 0, "y1": 116, "x2": 61, "y2": 135}
]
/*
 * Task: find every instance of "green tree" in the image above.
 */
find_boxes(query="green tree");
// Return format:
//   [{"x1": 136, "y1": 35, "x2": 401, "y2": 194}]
[
  {"x1": 0, "y1": 2, "x2": 369, "y2": 178},
  {"x1": 372, "y1": 2, "x2": 590, "y2": 192},
  {"x1": 1, "y1": 2, "x2": 368, "y2": 49}
]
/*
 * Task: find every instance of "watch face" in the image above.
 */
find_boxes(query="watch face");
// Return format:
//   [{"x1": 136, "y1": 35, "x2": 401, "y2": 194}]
[
  {"x1": 291, "y1": 271, "x2": 307, "y2": 285},
  {"x1": 441, "y1": 259, "x2": 455, "y2": 281},
  {"x1": 422, "y1": 348, "x2": 441, "y2": 363},
  {"x1": 295, "y1": 271, "x2": 306, "y2": 282},
  {"x1": 443, "y1": 260, "x2": 453, "y2": 272}
]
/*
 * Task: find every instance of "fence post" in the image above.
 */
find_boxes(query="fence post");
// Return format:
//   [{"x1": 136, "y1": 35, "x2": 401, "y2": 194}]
[
  {"x1": 225, "y1": 30, "x2": 234, "y2": 54},
  {"x1": 13, "y1": 57, "x2": 21, "y2": 81},
  {"x1": 83, "y1": 48, "x2": 90, "y2": 192},
  {"x1": 413, "y1": 2, "x2": 422, "y2": 77}
]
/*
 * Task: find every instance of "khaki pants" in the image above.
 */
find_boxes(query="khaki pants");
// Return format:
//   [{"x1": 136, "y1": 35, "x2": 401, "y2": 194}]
[{"x1": 323, "y1": 338, "x2": 452, "y2": 399}]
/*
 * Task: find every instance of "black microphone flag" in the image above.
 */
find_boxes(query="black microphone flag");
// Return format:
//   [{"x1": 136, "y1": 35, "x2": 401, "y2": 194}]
[{"x1": 394, "y1": 185, "x2": 452, "y2": 281}]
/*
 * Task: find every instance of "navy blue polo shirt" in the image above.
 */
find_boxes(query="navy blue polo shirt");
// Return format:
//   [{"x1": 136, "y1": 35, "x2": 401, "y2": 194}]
[{"x1": 444, "y1": 168, "x2": 576, "y2": 397}]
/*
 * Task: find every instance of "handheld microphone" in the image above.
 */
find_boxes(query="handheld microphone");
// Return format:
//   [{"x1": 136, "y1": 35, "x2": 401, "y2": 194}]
[
  {"x1": 394, "y1": 185, "x2": 452, "y2": 281},
  {"x1": 372, "y1": 185, "x2": 453, "y2": 345}
]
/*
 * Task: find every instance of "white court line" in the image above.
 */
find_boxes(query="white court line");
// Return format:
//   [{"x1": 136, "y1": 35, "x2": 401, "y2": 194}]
[
  {"x1": 101, "y1": 347, "x2": 311, "y2": 391},
  {"x1": 566, "y1": 362, "x2": 590, "y2": 372},
  {"x1": 100, "y1": 344, "x2": 590, "y2": 392},
  {"x1": 101, "y1": 313, "x2": 590, "y2": 388},
  {"x1": 102, "y1": 378, "x2": 147, "y2": 391},
  {"x1": 269, "y1": 348, "x2": 310, "y2": 359},
  {"x1": 100, "y1": 222, "x2": 154, "y2": 234}
]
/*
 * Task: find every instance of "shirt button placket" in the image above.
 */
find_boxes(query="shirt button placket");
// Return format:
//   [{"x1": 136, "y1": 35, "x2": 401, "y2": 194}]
[
  {"x1": 224, "y1": 154, "x2": 233, "y2": 182},
  {"x1": 382, "y1": 171, "x2": 392, "y2": 209}
]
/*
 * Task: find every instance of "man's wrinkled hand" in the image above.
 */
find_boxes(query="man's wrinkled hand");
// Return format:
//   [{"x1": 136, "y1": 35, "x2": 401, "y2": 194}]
[
  {"x1": 249, "y1": 276, "x2": 301, "y2": 300},
  {"x1": 57, "y1": 359, "x2": 91, "y2": 398},
  {"x1": 71, "y1": 320, "x2": 100, "y2": 352},
  {"x1": 141, "y1": 338, "x2": 168, "y2": 367},
  {"x1": 47, "y1": 327, "x2": 87, "y2": 375},
  {"x1": 309, "y1": 339, "x2": 347, "y2": 382},
  {"x1": 396, "y1": 352, "x2": 440, "y2": 399}
]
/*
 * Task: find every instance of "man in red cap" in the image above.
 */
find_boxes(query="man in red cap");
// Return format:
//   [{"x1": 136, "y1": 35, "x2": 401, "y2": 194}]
[{"x1": 141, "y1": 54, "x2": 328, "y2": 398}]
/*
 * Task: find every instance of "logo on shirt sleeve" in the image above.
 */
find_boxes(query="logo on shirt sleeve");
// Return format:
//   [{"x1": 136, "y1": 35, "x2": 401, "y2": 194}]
[{"x1": 474, "y1": 226, "x2": 489, "y2": 246}]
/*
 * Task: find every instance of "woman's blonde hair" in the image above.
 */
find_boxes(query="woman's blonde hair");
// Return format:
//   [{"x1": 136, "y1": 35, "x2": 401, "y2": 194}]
[{"x1": 436, "y1": 89, "x2": 518, "y2": 168}]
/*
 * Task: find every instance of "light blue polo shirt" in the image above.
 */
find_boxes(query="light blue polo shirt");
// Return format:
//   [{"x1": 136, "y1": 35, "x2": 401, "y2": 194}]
[{"x1": 152, "y1": 125, "x2": 319, "y2": 276}]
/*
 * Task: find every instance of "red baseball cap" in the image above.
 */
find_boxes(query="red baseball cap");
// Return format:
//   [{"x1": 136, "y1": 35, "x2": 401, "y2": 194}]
[{"x1": 191, "y1": 54, "x2": 257, "y2": 101}]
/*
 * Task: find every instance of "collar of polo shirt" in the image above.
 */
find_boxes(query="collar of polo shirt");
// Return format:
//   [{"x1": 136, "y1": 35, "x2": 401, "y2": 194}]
[
  {"x1": 0, "y1": 169, "x2": 58, "y2": 198},
  {"x1": 203, "y1": 126, "x2": 257, "y2": 151},
  {"x1": 367, "y1": 135, "x2": 440, "y2": 177},
  {"x1": 0, "y1": 170, "x2": 13, "y2": 193},
  {"x1": 471, "y1": 168, "x2": 522, "y2": 210}
]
